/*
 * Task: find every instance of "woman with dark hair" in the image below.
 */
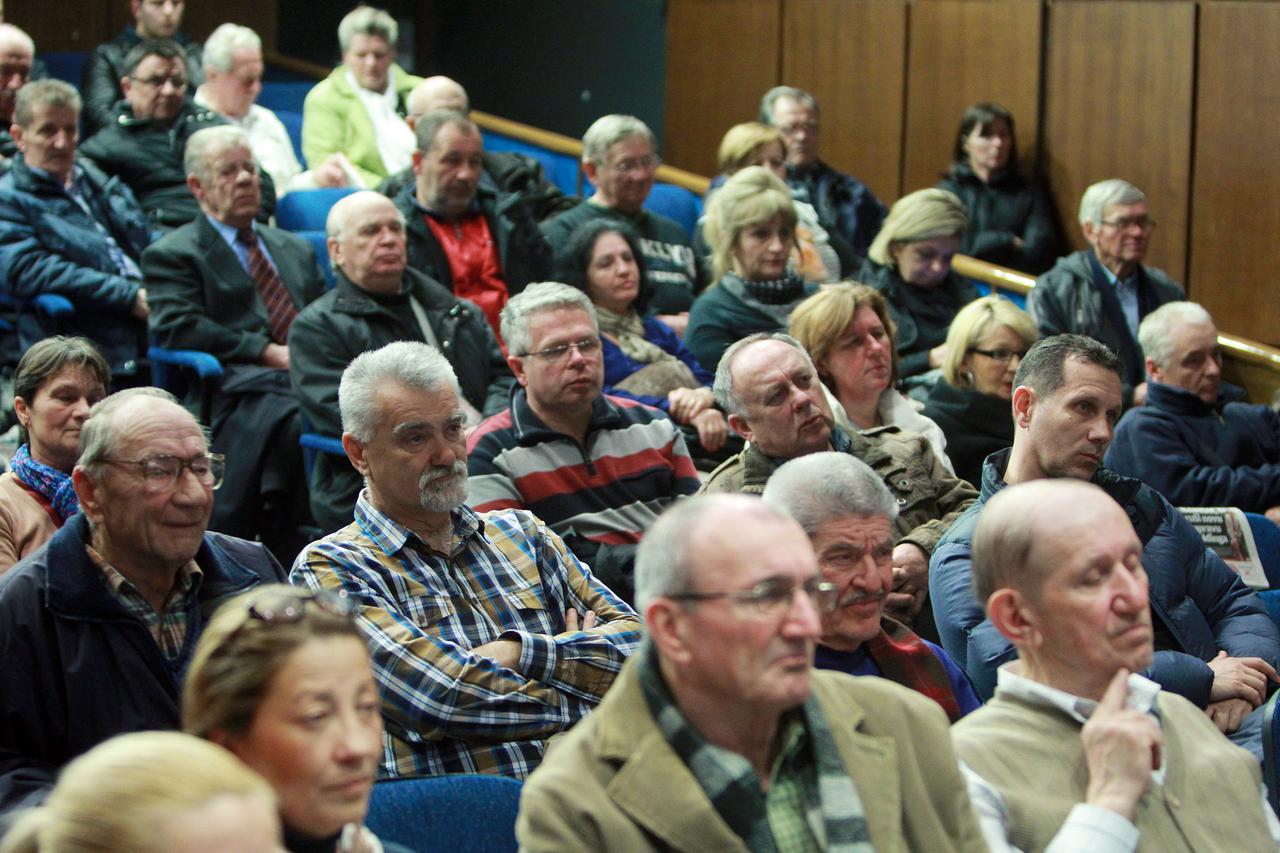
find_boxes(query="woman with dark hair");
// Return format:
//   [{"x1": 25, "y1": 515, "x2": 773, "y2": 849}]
[
  {"x1": 0, "y1": 336, "x2": 109, "y2": 572},
  {"x1": 557, "y1": 219, "x2": 729, "y2": 455},
  {"x1": 938, "y1": 101, "x2": 1060, "y2": 275}
]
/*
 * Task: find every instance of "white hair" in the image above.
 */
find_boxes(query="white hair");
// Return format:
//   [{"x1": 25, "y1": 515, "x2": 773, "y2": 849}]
[
  {"x1": 202, "y1": 24, "x2": 261, "y2": 73},
  {"x1": 184, "y1": 125, "x2": 253, "y2": 182},
  {"x1": 339, "y1": 342, "x2": 461, "y2": 443},
  {"x1": 1078, "y1": 178, "x2": 1146, "y2": 227},
  {"x1": 1138, "y1": 301, "x2": 1215, "y2": 368},
  {"x1": 762, "y1": 452, "x2": 899, "y2": 535},
  {"x1": 581, "y1": 115, "x2": 655, "y2": 166},
  {"x1": 338, "y1": 6, "x2": 397, "y2": 53},
  {"x1": 499, "y1": 282, "x2": 598, "y2": 357},
  {"x1": 712, "y1": 332, "x2": 814, "y2": 417}
]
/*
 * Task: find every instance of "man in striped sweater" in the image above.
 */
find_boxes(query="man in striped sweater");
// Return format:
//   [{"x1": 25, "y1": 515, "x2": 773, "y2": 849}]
[{"x1": 468, "y1": 283, "x2": 700, "y2": 604}]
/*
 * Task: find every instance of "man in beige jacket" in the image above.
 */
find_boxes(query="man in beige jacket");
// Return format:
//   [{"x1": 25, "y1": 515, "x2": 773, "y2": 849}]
[{"x1": 516, "y1": 494, "x2": 986, "y2": 852}]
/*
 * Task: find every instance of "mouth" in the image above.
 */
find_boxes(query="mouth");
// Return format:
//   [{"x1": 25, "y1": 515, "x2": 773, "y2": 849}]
[
  {"x1": 325, "y1": 776, "x2": 374, "y2": 799},
  {"x1": 838, "y1": 589, "x2": 885, "y2": 613}
]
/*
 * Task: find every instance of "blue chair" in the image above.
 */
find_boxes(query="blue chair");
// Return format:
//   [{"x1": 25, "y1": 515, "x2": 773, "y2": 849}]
[
  {"x1": 643, "y1": 183, "x2": 702, "y2": 241},
  {"x1": 481, "y1": 131, "x2": 582, "y2": 196},
  {"x1": 257, "y1": 81, "x2": 314, "y2": 115},
  {"x1": 275, "y1": 109, "x2": 305, "y2": 163},
  {"x1": 38, "y1": 52, "x2": 88, "y2": 86},
  {"x1": 147, "y1": 345, "x2": 223, "y2": 424},
  {"x1": 275, "y1": 188, "x2": 357, "y2": 233},
  {"x1": 1265, "y1": 689, "x2": 1280, "y2": 816},
  {"x1": 298, "y1": 413, "x2": 344, "y2": 479},
  {"x1": 365, "y1": 775, "x2": 522, "y2": 853},
  {"x1": 296, "y1": 230, "x2": 336, "y2": 287},
  {"x1": 969, "y1": 281, "x2": 1029, "y2": 311}
]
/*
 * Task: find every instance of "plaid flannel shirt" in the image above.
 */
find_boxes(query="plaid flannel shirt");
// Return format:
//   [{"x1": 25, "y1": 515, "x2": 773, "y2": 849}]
[
  {"x1": 88, "y1": 543, "x2": 203, "y2": 663},
  {"x1": 291, "y1": 493, "x2": 643, "y2": 779}
]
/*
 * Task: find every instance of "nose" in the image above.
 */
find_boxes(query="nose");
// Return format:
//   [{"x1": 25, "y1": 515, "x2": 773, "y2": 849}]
[
  {"x1": 333, "y1": 713, "x2": 380, "y2": 764},
  {"x1": 172, "y1": 463, "x2": 213, "y2": 506},
  {"x1": 1088, "y1": 414, "x2": 1114, "y2": 445},
  {"x1": 428, "y1": 436, "x2": 458, "y2": 468},
  {"x1": 70, "y1": 396, "x2": 93, "y2": 420},
  {"x1": 1110, "y1": 564, "x2": 1148, "y2": 612},
  {"x1": 781, "y1": 585, "x2": 823, "y2": 640}
]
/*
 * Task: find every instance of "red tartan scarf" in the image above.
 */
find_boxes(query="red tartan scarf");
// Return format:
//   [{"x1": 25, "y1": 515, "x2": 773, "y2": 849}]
[{"x1": 864, "y1": 617, "x2": 964, "y2": 723}]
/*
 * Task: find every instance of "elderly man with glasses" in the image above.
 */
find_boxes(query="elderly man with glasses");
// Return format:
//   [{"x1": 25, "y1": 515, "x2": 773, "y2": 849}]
[
  {"x1": 468, "y1": 282, "x2": 700, "y2": 605},
  {"x1": 0, "y1": 387, "x2": 284, "y2": 816}
]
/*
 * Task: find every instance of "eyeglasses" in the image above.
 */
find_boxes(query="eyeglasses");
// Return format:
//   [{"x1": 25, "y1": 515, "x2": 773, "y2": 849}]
[
  {"x1": 970, "y1": 347, "x2": 1027, "y2": 363},
  {"x1": 667, "y1": 576, "x2": 839, "y2": 617},
  {"x1": 246, "y1": 588, "x2": 355, "y2": 625},
  {"x1": 520, "y1": 337, "x2": 602, "y2": 363},
  {"x1": 132, "y1": 74, "x2": 188, "y2": 90},
  {"x1": 102, "y1": 453, "x2": 226, "y2": 491},
  {"x1": 778, "y1": 120, "x2": 819, "y2": 136},
  {"x1": 606, "y1": 155, "x2": 660, "y2": 175},
  {"x1": 1100, "y1": 217, "x2": 1156, "y2": 232}
]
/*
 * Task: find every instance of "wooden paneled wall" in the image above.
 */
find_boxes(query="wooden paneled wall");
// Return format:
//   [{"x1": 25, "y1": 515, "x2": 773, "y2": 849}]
[{"x1": 5, "y1": 1, "x2": 277, "y2": 53}]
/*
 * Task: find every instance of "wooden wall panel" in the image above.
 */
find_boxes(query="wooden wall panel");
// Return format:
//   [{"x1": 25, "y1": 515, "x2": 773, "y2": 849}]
[
  {"x1": 1044, "y1": 1, "x2": 1195, "y2": 284},
  {"x1": 183, "y1": 3, "x2": 278, "y2": 49},
  {"x1": 6, "y1": 0, "x2": 111, "y2": 52},
  {"x1": 781, "y1": 0, "x2": 907, "y2": 204},
  {"x1": 902, "y1": 1, "x2": 1042, "y2": 197},
  {"x1": 1190, "y1": 2, "x2": 1280, "y2": 345},
  {"x1": 664, "y1": 0, "x2": 781, "y2": 177}
]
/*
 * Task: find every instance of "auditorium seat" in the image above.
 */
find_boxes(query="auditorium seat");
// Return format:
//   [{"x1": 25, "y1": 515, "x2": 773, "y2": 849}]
[
  {"x1": 482, "y1": 132, "x2": 581, "y2": 196},
  {"x1": 256, "y1": 81, "x2": 313, "y2": 116},
  {"x1": 275, "y1": 188, "x2": 357, "y2": 233},
  {"x1": 642, "y1": 183, "x2": 702, "y2": 240},
  {"x1": 275, "y1": 108, "x2": 305, "y2": 162},
  {"x1": 365, "y1": 774, "x2": 522, "y2": 853}
]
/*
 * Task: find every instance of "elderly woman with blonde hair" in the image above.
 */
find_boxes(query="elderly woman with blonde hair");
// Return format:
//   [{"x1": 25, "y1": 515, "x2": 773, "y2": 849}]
[{"x1": 861, "y1": 188, "x2": 978, "y2": 395}]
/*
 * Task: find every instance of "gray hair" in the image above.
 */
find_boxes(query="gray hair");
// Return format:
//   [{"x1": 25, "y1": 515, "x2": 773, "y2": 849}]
[
  {"x1": 759, "y1": 85, "x2": 820, "y2": 124},
  {"x1": 500, "y1": 282, "x2": 598, "y2": 358},
  {"x1": 202, "y1": 24, "x2": 261, "y2": 73},
  {"x1": 713, "y1": 332, "x2": 813, "y2": 417},
  {"x1": 0, "y1": 23, "x2": 35, "y2": 57},
  {"x1": 184, "y1": 125, "x2": 253, "y2": 182},
  {"x1": 324, "y1": 190, "x2": 405, "y2": 241},
  {"x1": 1078, "y1": 179, "x2": 1146, "y2": 228},
  {"x1": 414, "y1": 109, "x2": 478, "y2": 154},
  {"x1": 338, "y1": 5, "x2": 397, "y2": 53},
  {"x1": 1139, "y1": 301, "x2": 1215, "y2": 369},
  {"x1": 78, "y1": 388, "x2": 183, "y2": 478},
  {"x1": 13, "y1": 79, "x2": 80, "y2": 128},
  {"x1": 581, "y1": 114, "x2": 656, "y2": 167},
  {"x1": 762, "y1": 452, "x2": 898, "y2": 535},
  {"x1": 339, "y1": 341, "x2": 462, "y2": 443}
]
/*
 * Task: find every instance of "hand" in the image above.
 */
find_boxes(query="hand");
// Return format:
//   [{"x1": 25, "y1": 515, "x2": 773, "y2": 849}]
[
  {"x1": 1132, "y1": 381, "x2": 1149, "y2": 407},
  {"x1": 1081, "y1": 669, "x2": 1162, "y2": 821},
  {"x1": 260, "y1": 342, "x2": 290, "y2": 370},
  {"x1": 1208, "y1": 650, "x2": 1280, "y2": 707},
  {"x1": 691, "y1": 408, "x2": 728, "y2": 452},
  {"x1": 667, "y1": 387, "x2": 714, "y2": 423},
  {"x1": 313, "y1": 155, "x2": 348, "y2": 188},
  {"x1": 564, "y1": 607, "x2": 597, "y2": 633},
  {"x1": 886, "y1": 542, "x2": 928, "y2": 621},
  {"x1": 131, "y1": 288, "x2": 150, "y2": 320},
  {"x1": 1011, "y1": 235, "x2": 1025, "y2": 249},
  {"x1": 472, "y1": 638, "x2": 522, "y2": 671},
  {"x1": 1206, "y1": 698, "x2": 1253, "y2": 733},
  {"x1": 927, "y1": 343, "x2": 948, "y2": 370},
  {"x1": 655, "y1": 312, "x2": 689, "y2": 338}
]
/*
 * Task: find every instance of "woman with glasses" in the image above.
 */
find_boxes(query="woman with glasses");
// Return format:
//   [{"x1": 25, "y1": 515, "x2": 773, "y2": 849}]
[
  {"x1": 685, "y1": 166, "x2": 816, "y2": 373},
  {"x1": 557, "y1": 219, "x2": 730, "y2": 463},
  {"x1": 861, "y1": 188, "x2": 979, "y2": 400},
  {"x1": 184, "y1": 584, "x2": 405, "y2": 853},
  {"x1": 937, "y1": 102, "x2": 1061, "y2": 275},
  {"x1": 922, "y1": 296, "x2": 1038, "y2": 486},
  {"x1": 787, "y1": 283, "x2": 952, "y2": 471},
  {"x1": 0, "y1": 337, "x2": 109, "y2": 573}
]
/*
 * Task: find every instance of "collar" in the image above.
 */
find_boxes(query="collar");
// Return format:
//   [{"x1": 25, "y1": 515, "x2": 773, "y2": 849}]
[
  {"x1": 352, "y1": 489, "x2": 482, "y2": 558},
  {"x1": 344, "y1": 66, "x2": 399, "y2": 105},
  {"x1": 995, "y1": 661, "x2": 1161, "y2": 725},
  {"x1": 411, "y1": 190, "x2": 487, "y2": 221},
  {"x1": 87, "y1": 540, "x2": 203, "y2": 604},
  {"x1": 1089, "y1": 249, "x2": 1139, "y2": 287},
  {"x1": 508, "y1": 388, "x2": 624, "y2": 445},
  {"x1": 1145, "y1": 380, "x2": 1242, "y2": 416},
  {"x1": 206, "y1": 214, "x2": 252, "y2": 245}
]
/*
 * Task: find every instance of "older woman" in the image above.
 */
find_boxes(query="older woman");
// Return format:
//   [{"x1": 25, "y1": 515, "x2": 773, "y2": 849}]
[
  {"x1": 861, "y1": 188, "x2": 978, "y2": 395},
  {"x1": 922, "y1": 295, "x2": 1038, "y2": 486},
  {"x1": 302, "y1": 7, "x2": 423, "y2": 188},
  {"x1": 938, "y1": 102, "x2": 1060, "y2": 275},
  {"x1": 0, "y1": 337, "x2": 109, "y2": 572},
  {"x1": 0, "y1": 731, "x2": 282, "y2": 853},
  {"x1": 557, "y1": 219, "x2": 729, "y2": 456},
  {"x1": 184, "y1": 585, "x2": 400, "y2": 853},
  {"x1": 788, "y1": 282, "x2": 952, "y2": 471},
  {"x1": 685, "y1": 166, "x2": 816, "y2": 372}
]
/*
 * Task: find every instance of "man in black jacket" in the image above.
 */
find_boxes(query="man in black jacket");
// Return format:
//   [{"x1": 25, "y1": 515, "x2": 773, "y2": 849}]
[
  {"x1": 290, "y1": 191, "x2": 513, "y2": 532},
  {"x1": 0, "y1": 388, "x2": 283, "y2": 817}
]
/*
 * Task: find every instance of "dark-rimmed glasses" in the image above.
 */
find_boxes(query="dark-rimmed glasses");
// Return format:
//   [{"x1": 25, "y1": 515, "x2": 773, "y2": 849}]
[
  {"x1": 667, "y1": 576, "x2": 839, "y2": 617},
  {"x1": 970, "y1": 348, "x2": 1026, "y2": 363}
]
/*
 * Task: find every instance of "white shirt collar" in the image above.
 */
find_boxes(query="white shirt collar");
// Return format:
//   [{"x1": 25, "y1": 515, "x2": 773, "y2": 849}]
[{"x1": 995, "y1": 661, "x2": 1162, "y2": 726}]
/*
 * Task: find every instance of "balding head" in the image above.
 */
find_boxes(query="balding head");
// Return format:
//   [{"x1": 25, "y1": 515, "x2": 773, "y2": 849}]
[
  {"x1": 0, "y1": 24, "x2": 34, "y2": 124},
  {"x1": 408, "y1": 76, "x2": 469, "y2": 123},
  {"x1": 326, "y1": 191, "x2": 407, "y2": 292}
]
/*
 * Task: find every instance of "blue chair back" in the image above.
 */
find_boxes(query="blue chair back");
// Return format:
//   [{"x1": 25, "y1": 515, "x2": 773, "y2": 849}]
[
  {"x1": 643, "y1": 183, "x2": 702, "y2": 241},
  {"x1": 365, "y1": 774, "x2": 522, "y2": 853},
  {"x1": 257, "y1": 81, "x2": 314, "y2": 115},
  {"x1": 275, "y1": 109, "x2": 305, "y2": 163},
  {"x1": 276, "y1": 188, "x2": 357, "y2": 232},
  {"x1": 481, "y1": 131, "x2": 581, "y2": 196},
  {"x1": 297, "y1": 230, "x2": 335, "y2": 287},
  {"x1": 969, "y1": 281, "x2": 1029, "y2": 311},
  {"x1": 39, "y1": 52, "x2": 88, "y2": 86}
]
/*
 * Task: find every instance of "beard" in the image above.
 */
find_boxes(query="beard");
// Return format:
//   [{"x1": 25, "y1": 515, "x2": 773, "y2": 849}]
[{"x1": 418, "y1": 461, "x2": 469, "y2": 512}]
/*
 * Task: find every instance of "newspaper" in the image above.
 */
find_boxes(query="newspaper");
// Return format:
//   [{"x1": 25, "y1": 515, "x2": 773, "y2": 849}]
[{"x1": 1179, "y1": 507, "x2": 1269, "y2": 589}]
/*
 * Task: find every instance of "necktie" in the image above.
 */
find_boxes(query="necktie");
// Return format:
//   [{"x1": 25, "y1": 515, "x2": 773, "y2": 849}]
[{"x1": 236, "y1": 227, "x2": 297, "y2": 345}]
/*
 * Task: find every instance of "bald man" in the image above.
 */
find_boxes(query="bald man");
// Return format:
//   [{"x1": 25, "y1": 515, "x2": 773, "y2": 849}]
[
  {"x1": 953, "y1": 479, "x2": 1280, "y2": 851},
  {"x1": 0, "y1": 24, "x2": 34, "y2": 169},
  {"x1": 376, "y1": 75, "x2": 575, "y2": 220},
  {"x1": 288, "y1": 191, "x2": 512, "y2": 531}
]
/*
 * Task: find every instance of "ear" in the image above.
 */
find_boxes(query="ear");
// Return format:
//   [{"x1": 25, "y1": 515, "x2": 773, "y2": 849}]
[
  {"x1": 1010, "y1": 384, "x2": 1035, "y2": 430},
  {"x1": 411, "y1": 148, "x2": 423, "y2": 176},
  {"x1": 119, "y1": 75, "x2": 133, "y2": 100},
  {"x1": 186, "y1": 172, "x2": 204, "y2": 203},
  {"x1": 813, "y1": 354, "x2": 831, "y2": 380},
  {"x1": 341, "y1": 432, "x2": 370, "y2": 477},
  {"x1": 405, "y1": 114, "x2": 418, "y2": 132},
  {"x1": 1081, "y1": 220, "x2": 1098, "y2": 246},
  {"x1": 13, "y1": 395, "x2": 30, "y2": 429},
  {"x1": 1145, "y1": 356, "x2": 1163, "y2": 384},
  {"x1": 72, "y1": 467, "x2": 105, "y2": 525},
  {"x1": 888, "y1": 241, "x2": 901, "y2": 265},
  {"x1": 9, "y1": 123, "x2": 22, "y2": 152},
  {"x1": 726, "y1": 412, "x2": 753, "y2": 442},
  {"x1": 645, "y1": 599, "x2": 695, "y2": 666},
  {"x1": 327, "y1": 235, "x2": 342, "y2": 270},
  {"x1": 582, "y1": 159, "x2": 600, "y2": 186},
  {"x1": 507, "y1": 354, "x2": 528, "y2": 387},
  {"x1": 985, "y1": 588, "x2": 1043, "y2": 649}
]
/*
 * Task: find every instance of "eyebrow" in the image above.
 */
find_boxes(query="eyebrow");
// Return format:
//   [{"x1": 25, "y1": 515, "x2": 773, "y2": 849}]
[{"x1": 391, "y1": 413, "x2": 465, "y2": 436}]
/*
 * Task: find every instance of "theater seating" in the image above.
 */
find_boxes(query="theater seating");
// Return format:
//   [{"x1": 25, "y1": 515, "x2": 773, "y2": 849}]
[
  {"x1": 365, "y1": 774, "x2": 522, "y2": 853},
  {"x1": 275, "y1": 187, "x2": 358, "y2": 233}
]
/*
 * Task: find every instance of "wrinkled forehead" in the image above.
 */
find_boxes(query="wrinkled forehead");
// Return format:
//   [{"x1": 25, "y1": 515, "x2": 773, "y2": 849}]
[
  {"x1": 734, "y1": 342, "x2": 811, "y2": 394},
  {"x1": 110, "y1": 400, "x2": 207, "y2": 456}
]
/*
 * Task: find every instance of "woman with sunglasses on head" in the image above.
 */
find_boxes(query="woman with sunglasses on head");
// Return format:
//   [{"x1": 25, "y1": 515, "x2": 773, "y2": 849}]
[
  {"x1": 184, "y1": 584, "x2": 408, "y2": 853},
  {"x1": 0, "y1": 336, "x2": 109, "y2": 573},
  {"x1": 922, "y1": 296, "x2": 1038, "y2": 486}
]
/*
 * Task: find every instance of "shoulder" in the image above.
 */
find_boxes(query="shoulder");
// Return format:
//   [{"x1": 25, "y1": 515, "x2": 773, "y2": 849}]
[
  {"x1": 304, "y1": 69, "x2": 349, "y2": 105},
  {"x1": 812, "y1": 670, "x2": 949, "y2": 729},
  {"x1": 1142, "y1": 264, "x2": 1186, "y2": 299},
  {"x1": 201, "y1": 531, "x2": 284, "y2": 582},
  {"x1": 699, "y1": 453, "x2": 747, "y2": 494},
  {"x1": 1035, "y1": 250, "x2": 1091, "y2": 288},
  {"x1": 146, "y1": 218, "x2": 205, "y2": 253}
]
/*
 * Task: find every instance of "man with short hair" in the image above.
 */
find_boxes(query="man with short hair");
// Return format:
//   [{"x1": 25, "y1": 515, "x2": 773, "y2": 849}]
[
  {"x1": 80, "y1": 0, "x2": 204, "y2": 138},
  {"x1": 0, "y1": 78, "x2": 151, "y2": 379},
  {"x1": 763, "y1": 451, "x2": 980, "y2": 720},
  {"x1": 291, "y1": 341, "x2": 640, "y2": 780},
  {"x1": 702, "y1": 332, "x2": 976, "y2": 627},
  {"x1": 953, "y1": 478, "x2": 1280, "y2": 851},
  {"x1": 0, "y1": 23, "x2": 35, "y2": 171},
  {"x1": 1106, "y1": 301, "x2": 1280, "y2": 519},
  {"x1": 541, "y1": 114, "x2": 703, "y2": 327},
  {"x1": 760, "y1": 85, "x2": 886, "y2": 259},
  {"x1": 929, "y1": 334, "x2": 1280, "y2": 758},
  {"x1": 290, "y1": 191, "x2": 512, "y2": 532},
  {"x1": 467, "y1": 282, "x2": 700, "y2": 603},
  {"x1": 1031, "y1": 178, "x2": 1185, "y2": 407},
  {"x1": 517, "y1": 494, "x2": 987, "y2": 852},
  {"x1": 393, "y1": 109, "x2": 552, "y2": 338},
  {"x1": 0, "y1": 388, "x2": 283, "y2": 814}
]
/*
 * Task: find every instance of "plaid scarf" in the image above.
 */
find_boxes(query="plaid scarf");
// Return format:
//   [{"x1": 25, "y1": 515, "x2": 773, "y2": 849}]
[
  {"x1": 865, "y1": 617, "x2": 963, "y2": 723},
  {"x1": 635, "y1": 642, "x2": 874, "y2": 853},
  {"x1": 10, "y1": 443, "x2": 79, "y2": 522}
]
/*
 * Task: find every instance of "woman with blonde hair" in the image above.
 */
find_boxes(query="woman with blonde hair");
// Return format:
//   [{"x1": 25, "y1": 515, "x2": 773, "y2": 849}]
[
  {"x1": 922, "y1": 295, "x2": 1038, "y2": 485},
  {"x1": 0, "y1": 731, "x2": 283, "y2": 853},
  {"x1": 788, "y1": 282, "x2": 952, "y2": 470},
  {"x1": 685, "y1": 166, "x2": 815, "y2": 371},
  {"x1": 862, "y1": 188, "x2": 978, "y2": 395}
]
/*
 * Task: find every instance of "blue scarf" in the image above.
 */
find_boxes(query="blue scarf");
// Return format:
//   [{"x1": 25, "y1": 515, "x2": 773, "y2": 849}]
[{"x1": 10, "y1": 443, "x2": 79, "y2": 521}]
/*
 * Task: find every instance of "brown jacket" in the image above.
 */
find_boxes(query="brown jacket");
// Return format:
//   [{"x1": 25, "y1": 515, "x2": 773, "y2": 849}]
[
  {"x1": 0, "y1": 472, "x2": 58, "y2": 574},
  {"x1": 516, "y1": 661, "x2": 986, "y2": 853}
]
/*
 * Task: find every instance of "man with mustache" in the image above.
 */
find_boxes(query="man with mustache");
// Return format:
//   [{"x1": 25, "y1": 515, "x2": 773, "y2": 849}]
[
  {"x1": 930, "y1": 333, "x2": 1280, "y2": 761},
  {"x1": 291, "y1": 340, "x2": 641, "y2": 780},
  {"x1": 763, "y1": 451, "x2": 980, "y2": 721},
  {"x1": 953, "y1": 478, "x2": 1280, "y2": 850}
]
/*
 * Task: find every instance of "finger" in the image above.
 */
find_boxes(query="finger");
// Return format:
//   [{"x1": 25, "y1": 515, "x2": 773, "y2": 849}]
[
  {"x1": 583, "y1": 610, "x2": 597, "y2": 629},
  {"x1": 564, "y1": 609, "x2": 580, "y2": 632},
  {"x1": 1246, "y1": 657, "x2": 1280, "y2": 682},
  {"x1": 1214, "y1": 649, "x2": 1229, "y2": 661},
  {"x1": 1097, "y1": 668, "x2": 1131, "y2": 712},
  {"x1": 885, "y1": 592, "x2": 914, "y2": 612}
]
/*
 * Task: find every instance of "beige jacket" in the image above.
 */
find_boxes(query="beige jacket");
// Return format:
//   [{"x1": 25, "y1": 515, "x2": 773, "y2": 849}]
[{"x1": 0, "y1": 471, "x2": 58, "y2": 574}]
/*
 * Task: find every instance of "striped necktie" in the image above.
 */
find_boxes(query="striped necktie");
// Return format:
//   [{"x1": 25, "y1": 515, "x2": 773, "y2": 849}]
[{"x1": 236, "y1": 227, "x2": 298, "y2": 345}]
